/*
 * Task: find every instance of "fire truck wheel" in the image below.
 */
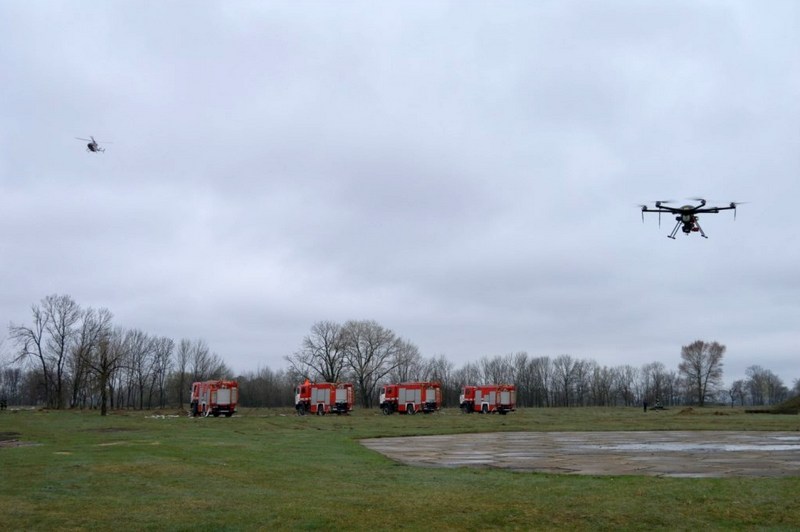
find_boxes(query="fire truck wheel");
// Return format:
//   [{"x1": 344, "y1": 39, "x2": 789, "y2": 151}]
[
  {"x1": 212, "y1": 411, "x2": 220, "y2": 417},
  {"x1": 297, "y1": 406, "x2": 306, "y2": 416},
  {"x1": 225, "y1": 412, "x2": 232, "y2": 417},
  {"x1": 382, "y1": 405, "x2": 392, "y2": 415},
  {"x1": 407, "y1": 405, "x2": 415, "y2": 415}
]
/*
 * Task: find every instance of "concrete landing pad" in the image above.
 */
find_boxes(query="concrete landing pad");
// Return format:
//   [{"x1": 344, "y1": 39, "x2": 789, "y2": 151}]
[{"x1": 360, "y1": 431, "x2": 800, "y2": 477}]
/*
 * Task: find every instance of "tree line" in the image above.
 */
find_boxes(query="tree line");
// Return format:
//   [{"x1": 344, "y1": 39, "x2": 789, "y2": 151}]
[{"x1": 2, "y1": 295, "x2": 797, "y2": 414}]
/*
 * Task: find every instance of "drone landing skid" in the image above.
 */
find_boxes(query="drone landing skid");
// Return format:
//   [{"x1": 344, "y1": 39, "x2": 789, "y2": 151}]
[
  {"x1": 667, "y1": 220, "x2": 708, "y2": 239},
  {"x1": 695, "y1": 220, "x2": 708, "y2": 239}
]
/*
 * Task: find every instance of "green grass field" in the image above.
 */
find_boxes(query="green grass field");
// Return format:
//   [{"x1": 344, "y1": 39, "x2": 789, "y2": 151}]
[{"x1": 1, "y1": 406, "x2": 799, "y2": 530}]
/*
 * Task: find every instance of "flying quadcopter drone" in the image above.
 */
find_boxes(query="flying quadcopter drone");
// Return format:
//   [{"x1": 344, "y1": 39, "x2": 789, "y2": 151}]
[
  {"x1": 639, "y1": 198, "x2": 742, "y2": 239},
  {"x1": 75, "y1": 136, "x2": 111, "y2": 153}
]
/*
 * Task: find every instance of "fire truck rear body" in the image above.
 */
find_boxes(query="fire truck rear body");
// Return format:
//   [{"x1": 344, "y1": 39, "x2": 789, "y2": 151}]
[
  {"x1": 380, "y1": 382, "x2": 441, "y2": 415},
  {"x1": 460, "y1": 384, "x2": 516, "y2": 414},
  {"x1": 295, "y1": 381, "x2": 354, "y2": 415},
  {"x1": 190, "y1": 380, "x2": 239, "y2": 417}
]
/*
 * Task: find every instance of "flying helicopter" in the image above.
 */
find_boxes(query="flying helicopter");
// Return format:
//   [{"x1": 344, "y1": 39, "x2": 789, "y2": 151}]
[
  {"x1": 75, "y1": 136, "x2": 110, "y2": 153},
  {"x1": 639, "y1": 198, "x2": 742, "y2": 239}
]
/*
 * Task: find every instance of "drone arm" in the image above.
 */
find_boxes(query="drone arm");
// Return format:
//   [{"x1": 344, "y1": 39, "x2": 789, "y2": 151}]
[
  {"x1": 694, "y1": 206, "x2": 734, "y2": 214},
  {"x1": 640, "y1": 208, "x2": 675, "y2": 214}
]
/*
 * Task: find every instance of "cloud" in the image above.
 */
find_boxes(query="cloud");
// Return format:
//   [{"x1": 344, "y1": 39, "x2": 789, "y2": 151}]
[{"x1": 1, "y1": 2, "x2": 798, "y2": 385}]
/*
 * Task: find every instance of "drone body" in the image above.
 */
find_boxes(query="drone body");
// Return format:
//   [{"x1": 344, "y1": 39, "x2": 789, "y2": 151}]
[
  {"x1": 75, "y1": 136, "x2": 109, "y2": 153},
  {"x1": 639, "y1": 198, "x2": 741, "y2": 239}
]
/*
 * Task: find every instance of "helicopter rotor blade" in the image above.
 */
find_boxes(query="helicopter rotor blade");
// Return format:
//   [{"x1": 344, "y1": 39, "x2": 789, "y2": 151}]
[{"x1": 75, "y1": 137, "x2": 91, "y2": 141}]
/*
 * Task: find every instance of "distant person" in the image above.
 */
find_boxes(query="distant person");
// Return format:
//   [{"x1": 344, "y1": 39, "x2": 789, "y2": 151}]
[
  {"x1": 643, "y1": 399, "x2": 648, "y2": 412},
  {"x1": 0, "y1": 398, "x2": 7, "y2": 410}
]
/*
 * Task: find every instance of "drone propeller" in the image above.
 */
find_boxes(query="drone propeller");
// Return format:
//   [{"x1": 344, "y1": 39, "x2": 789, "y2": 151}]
[
  {"x1": 729, "y1": 201, "x2": 748, "y2": 220},
  {"x1": 650, "y1": 201, "x2": 676, "y2": 225}
]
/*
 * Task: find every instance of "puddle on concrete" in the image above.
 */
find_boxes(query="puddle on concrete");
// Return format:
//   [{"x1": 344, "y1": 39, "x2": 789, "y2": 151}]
[
  {"x1": 361, "y1": 431, "x2": 800, "y2": 478},
  {"x1": 598, "y1": 442, "x2": 800, "y2": 452}
]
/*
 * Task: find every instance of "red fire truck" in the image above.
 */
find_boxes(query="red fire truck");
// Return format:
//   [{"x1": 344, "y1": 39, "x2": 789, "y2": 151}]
[
  {"x1": 460, "y1": 384, "x2": 516, "y2": 414},
  {"x1": 190, "y1": 380, "x2": 239, "y2": 417},
  {"x1": 379, "y1": 382, "x2": 441, "y2": 415},
  {"x1": 295, "y1": 380, "x2": 354, "y2": 415}
]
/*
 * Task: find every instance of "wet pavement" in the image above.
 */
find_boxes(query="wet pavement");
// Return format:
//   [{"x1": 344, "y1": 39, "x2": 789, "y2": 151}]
[{"x1": 360, "y1": 431, "x2": 800, "y2": 477}]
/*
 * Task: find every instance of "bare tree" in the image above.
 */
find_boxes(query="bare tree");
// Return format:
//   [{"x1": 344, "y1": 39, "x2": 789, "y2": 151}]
[
  {"x1": 729, "y1": 379, "x2": 746, "y2": 407},
  {"x1": 746, "y1": 365, "x2": 788, "y2": 406},
  {"x1": 422, "y1": 354, "x2": 455, "y2": 407},
  {"x1": 70, "y1": 307, "x2": 113, "y2": 408},
  {"x1": 480, "y1": 354, "x2": 514, "y2": 385},
  {"x1": 84, "y1": 326, "x2": 126, "y2": 416},
  {"x1": 9, "y1": 294, "x2": 81, "y2": 408},
  {"x1": 1, "y1": 367, "x2": 22, "y2": 405},
  {"x1": 127, "y1": 329, "x2": 155, "y2": 409},
  {"x1": 173, "y1": 339, "x2": 192, "y2": 408},
  {"x1": 286, "y1": 321, "x2": 347, "y2": 382},
  {"x1": 340, "y1": 320, "x2": 402, "y2": 408},
  {"x1": 189, "y1": 339, "x2": 229, "y2": 382},
  {"x1": 552, "y1": 354, "x2": 578, "y2": 406},
  {"x1": 511, "y1": 352, "x2": 533, "y2": 407},
  {"x1": 614, "y1": 365, "x2": 639, "y2": 407},
  {"x1": 237, "y1": 366, "x2": 294, "y2": 407},
  {"x1": 573, "y1": 359, "x2": 591, "y2": 406},
  {"x1": 679, "y1": 340, "x2": 725, "y2": 406},
  {"x1": 149, "y1": 337, "x2": 174, "y2": 408},
  {"x1": 590, "y1": 364, "x2": 615, "y2": 406},
  {"x1": 454, "y1": 361, "x2": 481, "y2": 386},
  {"x1": 529, "y1": 356, "x2": 553, "y2": 407},
  {"x1": 642, "y1": 362, "x2": 669, "y2": 404},
  {"x1": 43, "y1": 295, "x2": 82, "y2": 409},
  {"x1": 388, "y1": 340, "x2": 423, "y2": 383},
  {"x1": 9, "y1": 303, "x2": 51, "y2": 406}
]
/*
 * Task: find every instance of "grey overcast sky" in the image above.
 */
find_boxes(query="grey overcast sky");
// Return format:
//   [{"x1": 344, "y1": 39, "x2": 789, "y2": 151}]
[{"x1": 1, "y1": 1, "x2": 798, "y2": 385}]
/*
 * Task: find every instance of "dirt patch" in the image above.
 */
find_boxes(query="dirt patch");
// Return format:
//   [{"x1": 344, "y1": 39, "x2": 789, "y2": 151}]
[
  {"x1": 0, "y1": 431, "x2": 40, "y2": 449},
  {"x1": 151, "y1": 410, "x2": 188, "y2": 417},
  {"x1": 0, "y1": 431, "x2": 21, "y2": 441}
]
